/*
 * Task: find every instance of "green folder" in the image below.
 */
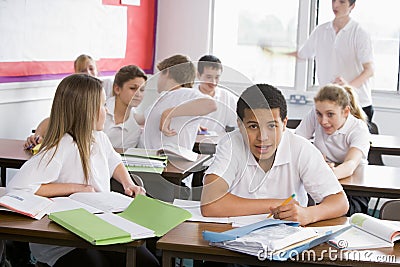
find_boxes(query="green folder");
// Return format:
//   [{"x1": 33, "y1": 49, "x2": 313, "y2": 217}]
[
  {"x1": 49, "y1": 208, "x2": 132, "y2": 246},
  {"x1": 119, "y1": 195, "x2": 192, "y2": 236}
]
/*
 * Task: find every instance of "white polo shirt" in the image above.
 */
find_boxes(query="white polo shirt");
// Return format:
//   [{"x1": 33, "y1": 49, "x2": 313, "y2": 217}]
[
  {"x1": 196, "y1": 84, "x2": 238, "y2": 133},
  {"x1": 205, "y1": 130, "x2": 343, "y2": 206},
  {"x1": 103, "y1": 96, "x2": 142, "y2": 149},
  {"x1": 141, "y1": 88, "x2": 213, "y2": 151},
  {"x1": 298, "y1": 19, "x2": 373, "y2": 107},
  {"x1": 295, "y1": 109, "x2": 370, "y2": 165},
  {"x1": 6, "y1": 131, "x2": 122, "y2": 266}
]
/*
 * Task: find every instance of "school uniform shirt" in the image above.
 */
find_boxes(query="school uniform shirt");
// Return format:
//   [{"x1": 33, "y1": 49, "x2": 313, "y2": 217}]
[
  {"x1": 298, "y1": 19, "x2": 374, "y2": 107},
  {"x1": 7, "y1": 131, "x2": 122, "y2": 266},
  {"x1": 141, "y1": 88, "x2": 213, "y2": 151},
  {"x1": 103, "y1": 96, "x2": 142, "y2": 149},
  {"x1": 295, "y1": 109, "x2": 370, "y2": 165},
  {"x1": 195, "y1": 84, "x2": 238, "y2": 133},
  {"x1": 205, "y1": 130, "x2": 344, "y2": 207}
]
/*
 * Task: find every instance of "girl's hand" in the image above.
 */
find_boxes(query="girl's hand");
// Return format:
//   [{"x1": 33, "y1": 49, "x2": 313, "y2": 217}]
[
  {"x1": 124, "y1": 184, "x2": 146, "y2": 197},
  {"x1": 81, "y1": 184, "x2": 95, "y2": 192},
  {"x1": 160, "y1": 108, "x2": 177, "y2": 136},
  {"x1": 24, "y1": 135, "x2": 42, "y2": 150}
]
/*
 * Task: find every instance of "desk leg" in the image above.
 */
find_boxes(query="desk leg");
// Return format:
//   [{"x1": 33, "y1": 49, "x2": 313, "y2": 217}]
[
  {"x1": 126, "y1": 247, "x2": 136, "y2": 267},
  {"x1": 162, "y1": 251, "x2": 174, "y2": 267},
  {"x1": 1, "y1": 167, "x2": 6, "y2": 187}
]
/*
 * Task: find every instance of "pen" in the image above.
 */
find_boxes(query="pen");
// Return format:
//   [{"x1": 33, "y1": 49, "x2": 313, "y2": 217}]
[{"x1": 267, "y1": 193, "x2": 296, "y2": 218}]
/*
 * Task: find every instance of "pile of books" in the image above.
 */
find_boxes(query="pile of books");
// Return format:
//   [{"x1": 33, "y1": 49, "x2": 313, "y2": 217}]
[{"x1": 121, "y1": 148, "x2": 168, "y2": 174}]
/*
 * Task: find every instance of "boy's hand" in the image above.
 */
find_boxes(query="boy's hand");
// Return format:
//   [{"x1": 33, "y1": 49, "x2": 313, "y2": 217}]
[
  {"x1": 270, "y1": 200, "x2": 312, "y2": 225},
  {"x1": 160, "y1": 108, "x2": 177, "y2": 136}
]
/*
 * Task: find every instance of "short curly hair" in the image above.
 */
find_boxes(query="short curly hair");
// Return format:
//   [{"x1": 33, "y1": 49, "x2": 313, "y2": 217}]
[{"x1": 237, "y1": 83, "x2": 287, "y2": 121}]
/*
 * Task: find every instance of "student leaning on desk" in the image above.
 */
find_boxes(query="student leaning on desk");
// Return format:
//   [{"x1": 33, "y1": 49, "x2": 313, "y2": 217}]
[
  {"x1": 200, "y1": 84, "x2": 349, "y2": 226},
  {"x1": 295, "y1": 84, "x2": 371, "y2": 216},
  {"x1": 7, "y1": 74, "x2": 159, "y2": 267}
]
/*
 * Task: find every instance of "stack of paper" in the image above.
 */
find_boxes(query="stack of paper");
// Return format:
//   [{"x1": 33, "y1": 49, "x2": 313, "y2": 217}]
[{"x1": 122, "y1": 148, "x2": 168, "y2": 174}]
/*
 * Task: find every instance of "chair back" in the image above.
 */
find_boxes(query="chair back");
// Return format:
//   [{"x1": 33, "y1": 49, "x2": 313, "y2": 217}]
[{"x1": 379, "y1": 200, "x2": 400, "y2": 221}]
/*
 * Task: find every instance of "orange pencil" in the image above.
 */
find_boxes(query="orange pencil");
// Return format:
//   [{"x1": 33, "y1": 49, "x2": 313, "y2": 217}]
[{"x1": 267, "y1": 193, "x2": 296, "y2": 218}]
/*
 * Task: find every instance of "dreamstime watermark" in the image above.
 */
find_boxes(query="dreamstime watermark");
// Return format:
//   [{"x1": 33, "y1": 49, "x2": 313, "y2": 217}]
[{"x1": 257, "y1": 241, "x2": 397, "y2": 263}]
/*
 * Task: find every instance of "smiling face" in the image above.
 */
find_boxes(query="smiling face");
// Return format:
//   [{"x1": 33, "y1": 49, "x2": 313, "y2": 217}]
[
  {"x1": 198, "y1": 66, "x2": 221, "y2": 96},
  {"x1": 239, "y1": 108, "x2": 287, "y2": 163},
  {"x1": 315, "y1": 100, "x2": 350, "y2": 135},
  {"x1": 332, "y1": 0, "x2": 354, "y2": 19},
  {"x1": 114, "y1": 77, "x2": 146, "y2": 108}
]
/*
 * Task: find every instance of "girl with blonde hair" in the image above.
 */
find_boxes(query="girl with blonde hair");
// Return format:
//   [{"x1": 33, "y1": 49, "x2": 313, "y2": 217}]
[
  {"x1": 296, "y1": 83, "x2": 370, "y2": 215},
  {"x1": 7, "y1": 74, "x2": 158, "y2": 267}
]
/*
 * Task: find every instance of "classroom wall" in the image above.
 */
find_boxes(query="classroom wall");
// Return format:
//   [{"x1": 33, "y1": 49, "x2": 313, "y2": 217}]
[{"x1": 0, "y1": 0, "x2": 399, "y2": 168}]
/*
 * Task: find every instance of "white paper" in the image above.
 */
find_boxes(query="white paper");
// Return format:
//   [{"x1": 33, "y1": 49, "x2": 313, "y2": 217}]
[
  {"x1": 69, "y1": 192, "x2": 133, "y2": 213},
  {"x1": 97, "y1": 213, "x2": 154, "y2": 239},
  {"x1": 49, "y1": 197, "x2": 102, "y2": 214}
]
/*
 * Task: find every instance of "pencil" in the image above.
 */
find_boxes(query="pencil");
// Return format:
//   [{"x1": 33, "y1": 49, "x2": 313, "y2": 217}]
[{"x1": 267, "y1": 193, "x2": 296, "y2": 218}]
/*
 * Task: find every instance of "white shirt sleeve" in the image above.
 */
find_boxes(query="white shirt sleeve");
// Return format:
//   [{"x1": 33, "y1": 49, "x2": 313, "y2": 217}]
[{"x1": 295, "y1": 108, "x2": 317, "y2": 139}]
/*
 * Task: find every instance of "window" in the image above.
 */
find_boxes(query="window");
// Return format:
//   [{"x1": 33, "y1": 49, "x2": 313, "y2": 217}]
[
  {"x1": 212, "y1": 0, "x2": 298, "y2": 87},
  {"x1": 212, "y1": 0, "x2": 400, "y2": 92}
]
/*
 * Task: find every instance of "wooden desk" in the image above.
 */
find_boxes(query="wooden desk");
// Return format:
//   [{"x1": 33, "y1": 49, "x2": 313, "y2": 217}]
[
  {"x1": 0, "y1": 139, "x2": 31, "y2": 186},
  {"x1": 0, "y1": 212, "x2": 144, "y2": 267},
  {"x1": 157, "y1": 218, "x2": 400, "y2": 267},
  {"x1": 0, "y1": 139, "x2": 210, "y2": 187},
  {"x1": 340, "y1": 165, "x2": 400, "y2": 199},
  {"x1": 370, "y1": 134, "x2": 400, "y2": 156}
]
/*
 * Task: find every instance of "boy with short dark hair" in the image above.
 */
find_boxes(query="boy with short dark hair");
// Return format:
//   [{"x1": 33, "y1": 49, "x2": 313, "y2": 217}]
[{"x1": 201, "y1": 83, "x2": 349, "y2": 225}]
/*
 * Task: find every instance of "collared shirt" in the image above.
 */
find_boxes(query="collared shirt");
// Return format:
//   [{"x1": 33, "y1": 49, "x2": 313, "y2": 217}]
[
  {"x1": 295, "y1": 109, "x2": 370, "y2": 164},
  {"x1": 205, "y1": 130, "x2": 343, "y2": 206},
  {"x1": 7, "y1": 131, "x2": 122, "y2": 266},
  {"x1": 141, "y1": 88, "x2": 213, "y2": 151},
  {"x1": 196, "y1": 84, "x2": 238, "y2": 133},
  {"x1": 298, "y1": 19, "x2": 374, "y2": 107},
  {"x1": 104, "y1": 96, "x2": 142, "y2": 149}
]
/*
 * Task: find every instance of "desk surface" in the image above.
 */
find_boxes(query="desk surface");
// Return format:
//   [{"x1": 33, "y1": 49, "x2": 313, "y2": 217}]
[
  {"x1": 0, "y1": 212, "x2": 143, "y2": 266},
  {"x1": 340, "y1": 165, "x2": 400, "y2": 198},
  {"x1": 370, "y1": 134, "x2": 400, "y2": 156},
  {"x1": 0, "y1": 139, "x2": 209, "y2": 186},
  {"x1": 157, "y1": 218, "x2": 400, "y2": 267}
]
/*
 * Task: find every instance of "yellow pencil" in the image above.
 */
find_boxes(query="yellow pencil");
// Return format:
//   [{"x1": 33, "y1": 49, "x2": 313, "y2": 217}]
[{"x1": 267, "y1": 193, "x2": 296, "y2": 218}]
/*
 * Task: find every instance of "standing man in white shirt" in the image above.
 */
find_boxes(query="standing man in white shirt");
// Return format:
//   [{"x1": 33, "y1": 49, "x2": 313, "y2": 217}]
[
  {"x1": 196, "y1": 55, "x2": 238, "y2": 134},
  {"x1": 288, "y1": 0, "x2": 374, "y2": 122}
]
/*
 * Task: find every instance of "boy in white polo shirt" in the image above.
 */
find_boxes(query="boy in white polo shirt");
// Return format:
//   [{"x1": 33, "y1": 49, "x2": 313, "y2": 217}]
[
  {"x1": 141, "y1": 54, "x2": 217, "y2": 152},
  {"x1": 201, "y1": 84, "x2": 349, "y2": 225},
  {"x1": 196, "y1": 55, "x2": 238, "y2": 134}
]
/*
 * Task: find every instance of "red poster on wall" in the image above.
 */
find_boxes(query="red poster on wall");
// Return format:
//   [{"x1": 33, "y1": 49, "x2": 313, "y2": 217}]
[{"x1": 0, "y1": 0, "x2": 157, "y2": 83}]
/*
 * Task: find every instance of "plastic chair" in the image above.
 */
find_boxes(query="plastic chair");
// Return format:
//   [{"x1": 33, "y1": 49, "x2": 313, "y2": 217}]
[{"x1": 379, "y1": 200, "x2": 400, "y2": 221}]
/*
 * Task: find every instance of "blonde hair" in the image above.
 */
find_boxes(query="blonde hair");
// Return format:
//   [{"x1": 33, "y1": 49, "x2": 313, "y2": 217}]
[
  {"x1": 39, "y1": 74, "x2": 103, "y2": 182},
  {"x1": 314, "y1": 84, "x2": 367, "y2": 123},
  {"x1": 74, "y1": 54, "x2": 98, "y2": 76},
  {"x1": 157, "y1": 54, "x2": 195, "y2": 88}
]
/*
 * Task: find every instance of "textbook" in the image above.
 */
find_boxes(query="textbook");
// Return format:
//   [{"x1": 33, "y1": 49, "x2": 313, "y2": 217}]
[
  {"x1": 125, "y1": 145, "x2": 199, "y2": 162},
  {"x1": 49, "y1": 195, "x2": 192, "y2": 245},
  {"x1": 329, "y1": 213, "x2": 400, "y2": 250},
  {"x1": 0, "y1": 190, "x2": 53, "y2": 220},
  {"x1": 50, "y1": 191, "x2": 134, "y2": 214},
  {"x1": 203, "y1": 219, "x2": 350, "y2": 261}
]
